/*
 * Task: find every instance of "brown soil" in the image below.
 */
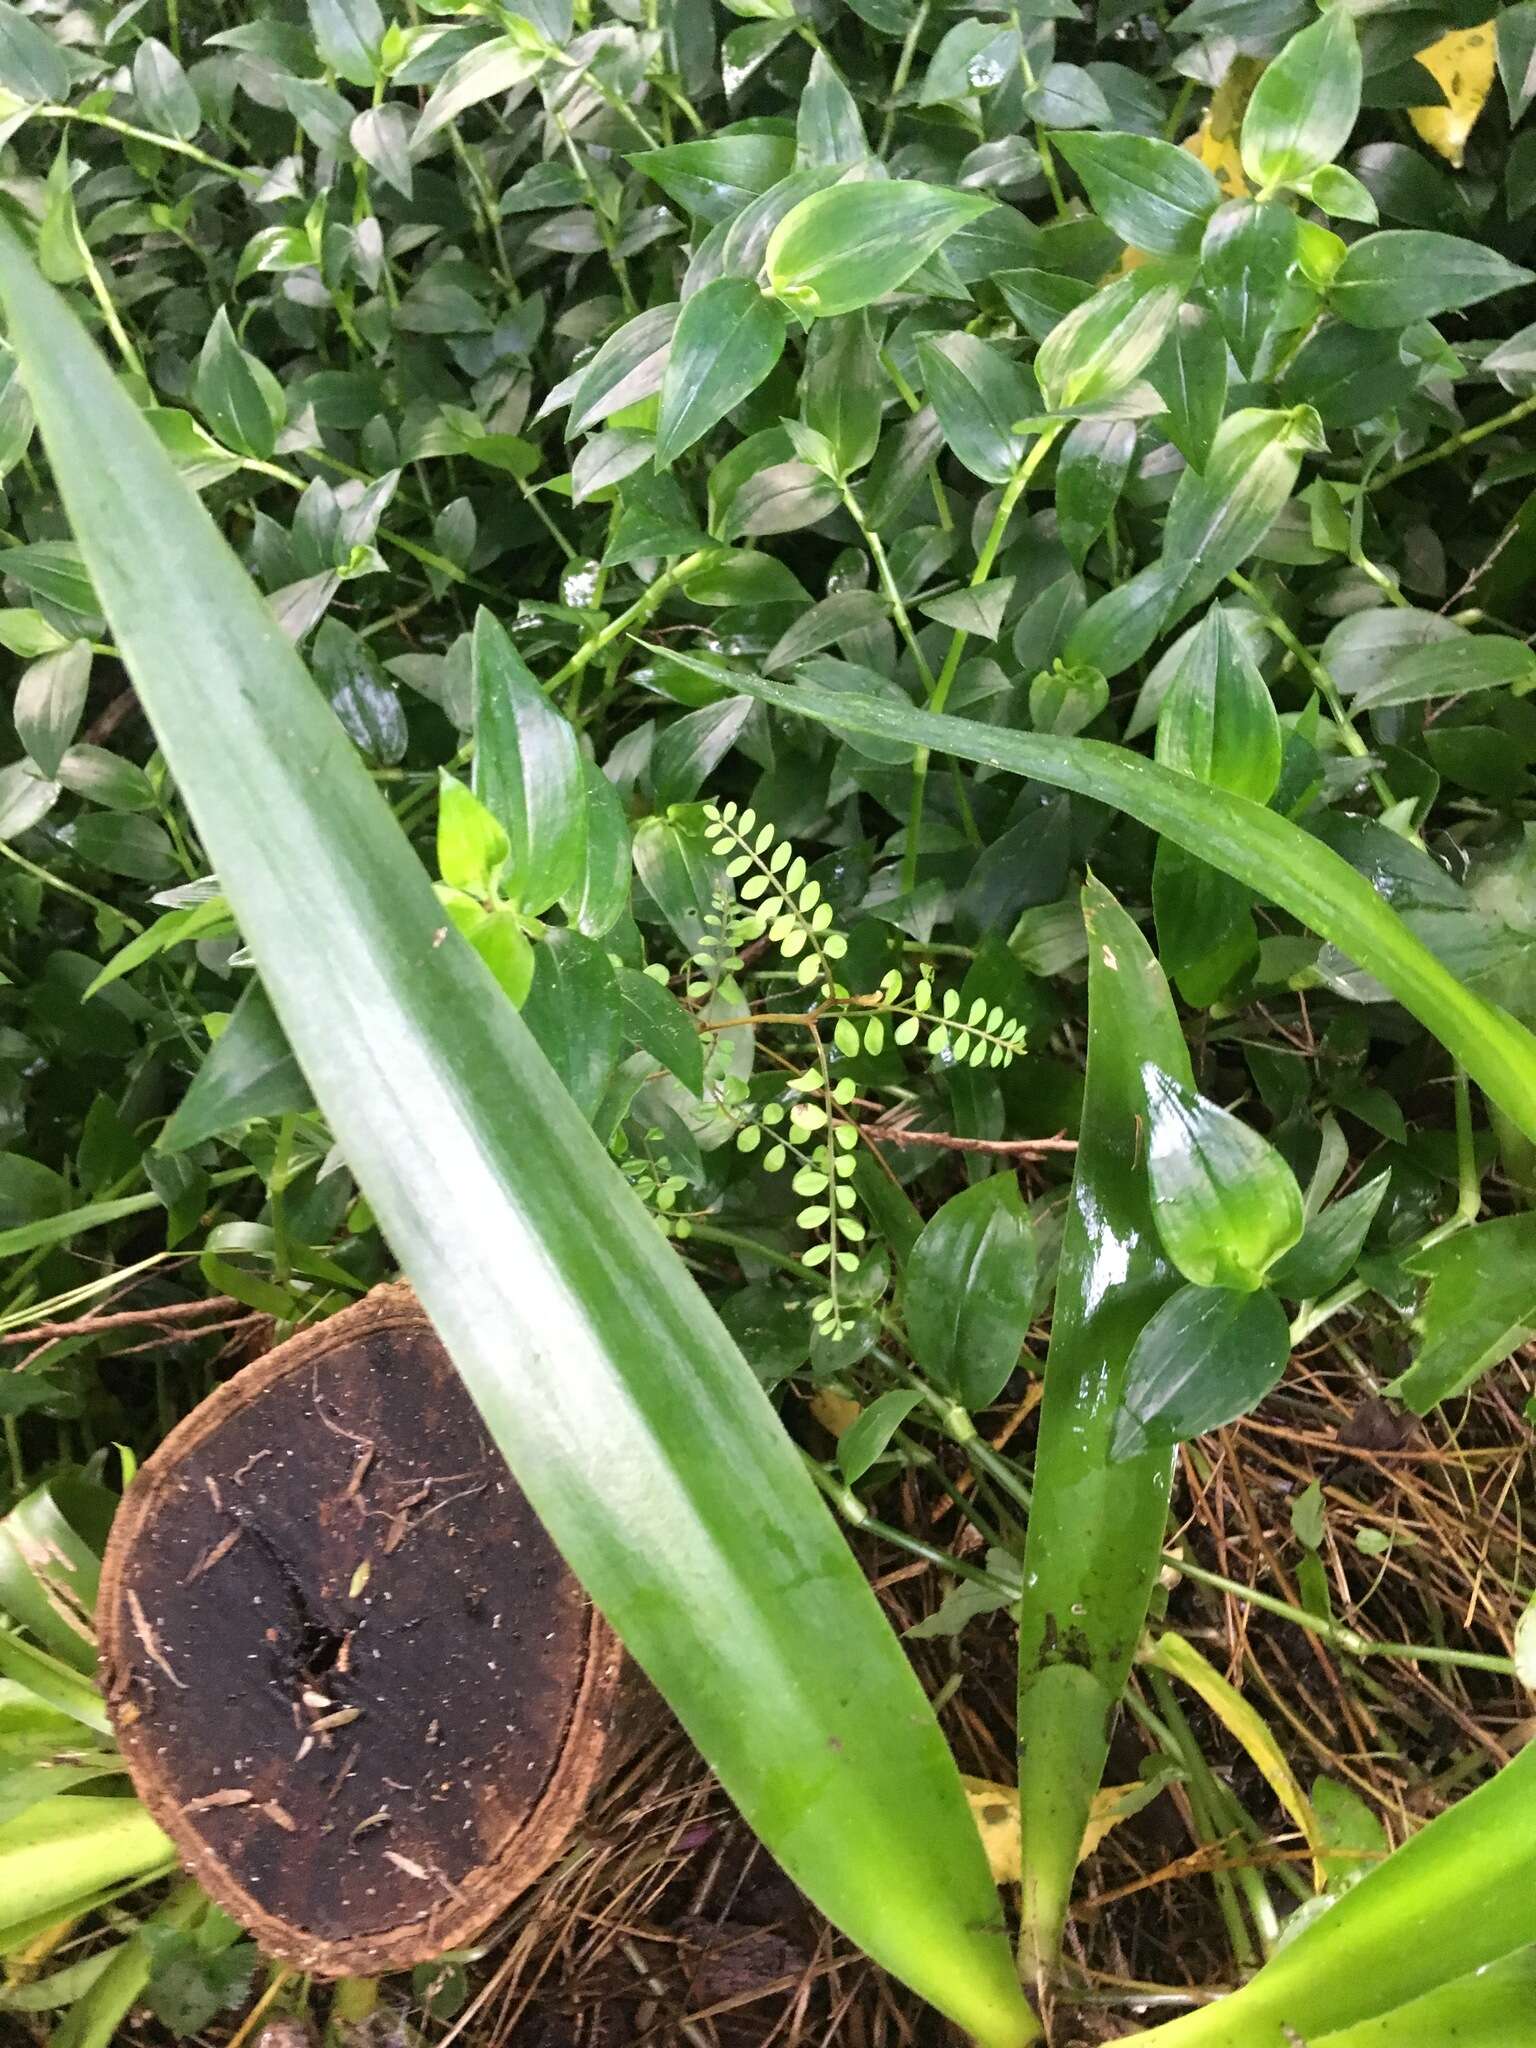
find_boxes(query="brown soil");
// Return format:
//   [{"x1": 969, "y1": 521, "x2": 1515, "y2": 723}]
[{"x1": 96, "y1": 1286, "x2": 626, "y2": 1976}]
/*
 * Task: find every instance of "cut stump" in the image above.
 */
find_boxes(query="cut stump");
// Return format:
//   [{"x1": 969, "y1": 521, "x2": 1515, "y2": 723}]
[{"x1": 97, "y1": 1285, "x2": 626, "y2": 1975}]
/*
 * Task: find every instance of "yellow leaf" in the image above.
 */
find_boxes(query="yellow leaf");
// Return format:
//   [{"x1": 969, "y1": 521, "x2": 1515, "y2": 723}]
[
  {"x1": 962, "y1": 1776, "x2": 1154, "y2": 1887},
  {"x1": 1410, "y1": 21, "x2": 1495, "y2": 169},
  {"x1": 807, "y1": 1386, "x2": 861, "y2": 1439},
  {"x1": 1184, "y1": 111, "x2": 1249, "y2": 203},
  {"x1": 1144, "y1": 1631, "x2": 1327, "y2": 1888}
]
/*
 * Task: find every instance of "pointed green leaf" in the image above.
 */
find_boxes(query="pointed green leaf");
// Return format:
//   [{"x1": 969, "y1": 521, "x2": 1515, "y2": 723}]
[
  {"x1": 1159, "y1": 406, "x2": 1323, "y2": 621},
  {"x1": 159, "y1": 980, "x2": 314, "y2": 1155},
  {"x1": 1329, "y1": 231, "x2": 1534, "y2": 330},
  {"x1": 1239, "y1": 7, "x2": 1361, "y2": 194},
  {"x1": 0, "y1": 219, "x2": 1034, "y2": 2048},
  {"x1": 1389, "y1": 1213, "x2": 1536, "y2": 1412},
  {"x1": 917, "y1": 332, "x2": 1035, "y2": 485},
  {"x1": 1034, "y1": 269, "x2": 1184, "y2": 414},
  {"x1": 905, "y1": 1173, "x2": 1035, "y2": 1412},
  {"x1": 1112, "y1": 1282, "x2": 1291, "y2": 1459},
  {"x1": 1054, "y1": 130, "x2": 1221, "y2": 257},
  {"x1": 765, "y1": 180, "x2": 992, "y2": 319},
  {"x1": 14, "y1": 640, "x2": 89, "y2": 779},
  {"x1": 472, "y1": 608, "x2": 585, "y2": 915},
  {"x1": 1016, "y1": 878, "x2": 1189, "y2": 1973},
  {"x1": 305, "y1": 0, "x2": 384, "y2": 87},
  {"x1": 655, "y1": 277, "x2": 788, "y2": 467},
  {"x1": 1154, "y1": 601, "x2": 1282, "y2": 803},
  {"x1": 1142, "y1": 1065, "x2": 1304, "y2": 1291},
  {"x1": 193, "y1": 308, "x2": 283, "y2": 461},
  {"x1": 1147, "y1": 304, "x2": 1227, "y2": 469}
]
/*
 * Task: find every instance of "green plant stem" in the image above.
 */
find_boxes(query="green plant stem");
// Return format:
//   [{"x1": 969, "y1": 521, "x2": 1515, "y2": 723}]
[
  {"x1": 838, "y1": 482, "x2": 936, "y2": 691},
  {"x1": 39, "y1": 105, "x2": 266, "y2": 184},
  {"x1": 0, "y1": 834, "x2": 144, "y2": 932},
  {"x1": 1226, "y1": 570, "x2": 1399, "y2": 815},
  {"x1": 1370, "y1": 390, "x2": 1536, "y2": 491},
  {"x1": 803, "y1": 1453, "x2": 1008, "y2": 1589},
  {"x1": 1145, "y1": 1672, "x2": 1259, "y2": 1970},
  {"x1": 1163, "y1": 1554, "x2": 1518, "y2": 1675},
  {"x1": 570, "y1": 547, "x2": 713, "y2": 691},
  {"x1": 903, "y1": 425, "x2": 1061, "y2": 892},
  {"x1": 878, "y1": 0, "x2": 930, "y2": 155}
]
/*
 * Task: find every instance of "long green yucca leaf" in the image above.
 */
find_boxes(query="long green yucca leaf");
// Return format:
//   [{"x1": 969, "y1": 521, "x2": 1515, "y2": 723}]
[
  {"x1": 1315, "y1": 1947, "x2": 1536, "y2": 2048},
  {"x1": 0, "y1": 231, "x2": 1037, "y2": 2048},
  {"x1": 650, "y1": 657, "x2": 1536, "y2": 1146},
  {"x1": 1138, "y1": 1741, "x2": 1536, "y2": 2045},
  {"x1": 0, "y1": 1800, "x2": 176, "y2": 1946},
  {"x1": 1015, "y1": 881, "x2": 1190, "y2": 1978}
]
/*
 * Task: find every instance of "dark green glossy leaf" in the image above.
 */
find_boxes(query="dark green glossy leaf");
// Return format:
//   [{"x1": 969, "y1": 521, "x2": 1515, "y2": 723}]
[
  {"x1": 1054, "y1": 130, "x2": 1221, "y2": 257},
  {"x1": 1111, "y1": 1282, "x2": 1291, "y2": 1458},
  {"x1": 1054, "y1": 417, "x2": 1135, "y2": 568},
  {"x1": 917, "y1": 332, "x2": 1034, "y2": 486},
  {"x1": 633, "y1": 135, "x2": 796, "y2": 223},
  {"x1": 904, "y1": 1173, "x2": 1035, "y2": 1411},
  {"x1": 802, "y1": 312, "x2": 883, "y2": 477},
  {"x1": 1329, "y1": 231, "x2": 1534, "y2": 330},
  {"x1": 616, "y1": 966, "x2": 704, "y2": 1096},
  {"x1": 1147, "y1": 305, "x2": 1227, "y2": 470}
]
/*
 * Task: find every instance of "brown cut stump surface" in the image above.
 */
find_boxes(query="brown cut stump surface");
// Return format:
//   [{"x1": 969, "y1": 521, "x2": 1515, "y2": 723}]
[{"x1": 97, "y1": 1285, "x2": 625, "y2": 1975}]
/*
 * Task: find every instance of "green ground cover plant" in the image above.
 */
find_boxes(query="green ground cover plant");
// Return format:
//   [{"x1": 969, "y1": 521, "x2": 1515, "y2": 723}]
[{"x1": 0, "y1": 0, "x2": 1533, "y2": 2041}]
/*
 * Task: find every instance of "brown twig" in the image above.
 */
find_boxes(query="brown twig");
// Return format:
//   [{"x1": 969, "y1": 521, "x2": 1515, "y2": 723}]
[{"x1": 1, "y1": 1295, "x2": 240, "y2": 1346}]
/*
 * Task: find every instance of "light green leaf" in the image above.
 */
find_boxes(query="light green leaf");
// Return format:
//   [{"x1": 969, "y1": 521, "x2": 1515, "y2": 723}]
[
  {"x1": 1034, "y1": 269, "x2": 1185, "y2": 414},
  {"x1": 656, "y1": 276, "x2": 788, "y2": 467},
  {"x1": 14, "y1": 641, "x2": 89, "y2": 780},
  {"x1": 472, "y1": 607, "x2": 586, "y2": 915},
  {"x1": 0, "y1": 215, "x2": 1035, "y2": 2048},
  {"x1": 131, "y1": 38, "x2": 200, "y2": 143},
  {"x1": 305, "y1": 0, "x2": 384, "y2": 87},
  {"x1": 765, "y1": 180, "x2": 992, "y2": 319},
  {"x1": 1389, "y1": 1213, "x2": 1536, "y2": 1412},
  {"x1": 1141, "y1": 1065, "x2": 1304, "y2": 1292},
  {"x1": 1239, "y1": 7, "x2": 1361, "y2": 193},
  {"x1": 1154, "y1": 602, "x2": 1281, "y2": 803}
]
